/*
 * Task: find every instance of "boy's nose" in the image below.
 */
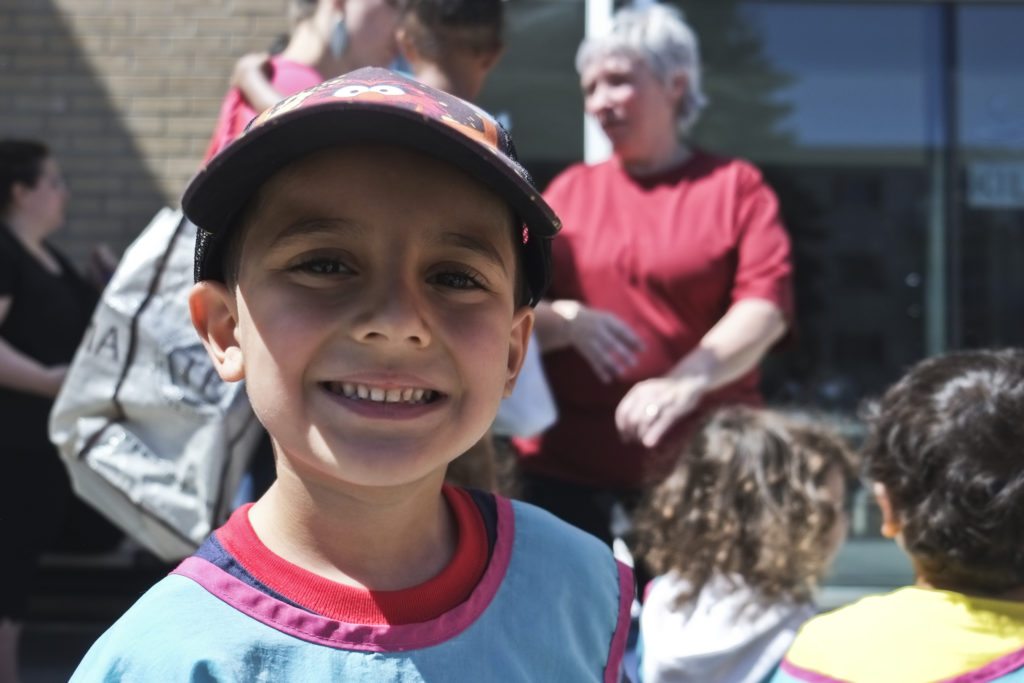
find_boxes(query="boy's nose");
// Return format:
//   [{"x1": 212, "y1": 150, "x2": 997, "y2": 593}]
[{"x1": 349, "y1": 279, "x2": 432, "y2": 349}]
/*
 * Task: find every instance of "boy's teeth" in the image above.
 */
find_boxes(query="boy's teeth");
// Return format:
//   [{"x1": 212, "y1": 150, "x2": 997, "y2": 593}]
[{"x1": 331, "y1": 382, "x2": 435, "y2": 404}]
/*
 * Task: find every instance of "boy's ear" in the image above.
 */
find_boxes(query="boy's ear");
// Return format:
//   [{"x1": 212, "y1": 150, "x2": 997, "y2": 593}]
[
  {"x1": 503, "y1": 306, "x2": 534, "y2": 398},
  {"x1": 873, "y1": 482, "x2": 901, "y2": 539},
  {"x1": 189, "y1": 281, "x2": 245, "y2": 382}
]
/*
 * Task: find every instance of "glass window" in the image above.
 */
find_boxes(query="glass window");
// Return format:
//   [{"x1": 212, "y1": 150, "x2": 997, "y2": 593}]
[
  {"x1": 477, "y1": 0, "x2": 586, "y2": 190},
  {"x1": 956, "y1": 5, "x2": 1024, "y2": 348},
  {"x1": 677, "y1": 1, "x2": 941, "y2": 415}
]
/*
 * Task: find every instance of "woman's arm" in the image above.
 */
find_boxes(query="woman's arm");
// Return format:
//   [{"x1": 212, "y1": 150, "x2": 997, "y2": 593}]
[
  {"x1": 0, "y1": 297, "x2": 67, "y2": 398},
  {"x1": 534, "y1": 299, "x2": 644, "y2": 384},
  {"x1": 232, "y1": 53, "x2": 282, "y2": 113},
  {"x1": 615, "y1": 298, "x2": 787, "y2": 448}
]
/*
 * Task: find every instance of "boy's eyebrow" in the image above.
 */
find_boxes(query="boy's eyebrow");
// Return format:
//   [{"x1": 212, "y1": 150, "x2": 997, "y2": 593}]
[
  {"x1": 435, "y1": 231, "x2": 509, "y2": 275},
  {"x1": 270, "y1": 218, "x2": 367, "y2": 245}
]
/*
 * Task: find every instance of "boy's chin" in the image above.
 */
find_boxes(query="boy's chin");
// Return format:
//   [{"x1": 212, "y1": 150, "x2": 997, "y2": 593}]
[{"x1": 279, "y1": 443, "x2": 457, "y2": 491}]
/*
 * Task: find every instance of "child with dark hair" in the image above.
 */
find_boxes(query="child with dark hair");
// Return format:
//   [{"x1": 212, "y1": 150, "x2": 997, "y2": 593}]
[
  {"x1": 634, "y1": 406, "x2": 854, "y2": 683},
  {"x1": 773, "y1": 348, "x2": 1024, "y2": 683},
  {"x1": 395, "y1": 0, "x2": 504, "y2": 100},
  {"x1": 71, "y1": 68, "x2": 632, "y2": 681}
]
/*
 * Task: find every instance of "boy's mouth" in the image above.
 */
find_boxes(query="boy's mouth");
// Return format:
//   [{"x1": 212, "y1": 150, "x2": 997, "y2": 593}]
[{"x1": 321, "y1": 382, "x2": 442, "y2": 405}]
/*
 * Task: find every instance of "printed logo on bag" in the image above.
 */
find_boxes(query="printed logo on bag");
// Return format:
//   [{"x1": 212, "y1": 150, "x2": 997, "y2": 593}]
[
  {"x1": 168, "y1": 344, "x2": 229, "y2": 406},
  {"x1": 81, "y1": 321, "x2": 123, "y2": 363}
]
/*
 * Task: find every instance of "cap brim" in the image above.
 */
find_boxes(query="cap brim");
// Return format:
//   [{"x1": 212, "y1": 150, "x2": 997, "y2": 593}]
[{"x1": 184, "y1": 101, "x2": 558, "y2": 304}]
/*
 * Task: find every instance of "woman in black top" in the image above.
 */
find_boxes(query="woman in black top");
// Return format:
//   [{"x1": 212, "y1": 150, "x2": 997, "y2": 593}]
[{"x1": 0, "y1": 140, "x2": 106, "y2": 681}]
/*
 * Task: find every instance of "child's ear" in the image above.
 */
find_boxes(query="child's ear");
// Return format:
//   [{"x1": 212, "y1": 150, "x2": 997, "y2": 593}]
[
  {"x1": 503, "y1": 306, "x2": 535, "y2": 398},
  {"x1": 189, "y1": 281, "x2": 245, "y2": 382},
  {"x1": 478, "y1": 46, "x2": 504, "y2": 73},
  {"x1": 396, "y1": 26, "x2": 419, "y2": 65},
  {"x1": 873, "y1": 482, "x2": 901, "y2": 539}
]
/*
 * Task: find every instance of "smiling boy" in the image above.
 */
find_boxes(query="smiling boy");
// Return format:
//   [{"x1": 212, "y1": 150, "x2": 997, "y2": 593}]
[{"x1": 71, "y1": 68, "x2": 632, "y2": 682}]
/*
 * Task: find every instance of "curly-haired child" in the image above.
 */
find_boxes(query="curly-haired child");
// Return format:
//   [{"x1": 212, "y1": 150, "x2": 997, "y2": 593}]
[
  {"x1": 772, "y1": 348, "x2": 1024, "y2": 683},
  {"x1": 634, "y1": 406, "x2": 855, "y2": 683}
]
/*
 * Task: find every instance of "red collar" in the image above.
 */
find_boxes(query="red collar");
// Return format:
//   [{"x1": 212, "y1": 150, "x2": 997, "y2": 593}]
[{"x1": 216, "y1": 485, "x2": 489, "y2": 625}]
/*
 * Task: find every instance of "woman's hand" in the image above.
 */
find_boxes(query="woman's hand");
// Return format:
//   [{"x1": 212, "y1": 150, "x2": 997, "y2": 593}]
[
  {"x1": 551, "y1": 299, "x2": 644, "y2": 384},
  {"x1": 615, "y1": 375, "x2": 708, "y2": 448},
  {"x1": 615, "y1": 299, "x2": 788, "y2": 448}
]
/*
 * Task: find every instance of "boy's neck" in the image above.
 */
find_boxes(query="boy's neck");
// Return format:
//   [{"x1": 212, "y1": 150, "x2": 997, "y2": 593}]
[{"x1": 247, "y1": 464, "x2": 457, "y2": 592}]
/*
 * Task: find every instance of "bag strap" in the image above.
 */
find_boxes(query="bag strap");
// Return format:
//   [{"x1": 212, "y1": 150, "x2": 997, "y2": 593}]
[
  {"x1": 110, "y1": 210, "x2": 191, "y2": 420},
  {"x1": 77, "y1": 210, "x2": 190, "y2": 458}
]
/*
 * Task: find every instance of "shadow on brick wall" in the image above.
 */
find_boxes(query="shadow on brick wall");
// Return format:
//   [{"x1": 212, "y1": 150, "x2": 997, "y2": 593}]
[{"x1": 1, "y1": 3, "x2": 176, "y2": 266}]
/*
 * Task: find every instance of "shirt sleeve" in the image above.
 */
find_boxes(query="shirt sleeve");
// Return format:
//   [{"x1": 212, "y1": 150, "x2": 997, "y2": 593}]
[{"x1": 730, "y1": 164, "x2": 795, "y2": 323}]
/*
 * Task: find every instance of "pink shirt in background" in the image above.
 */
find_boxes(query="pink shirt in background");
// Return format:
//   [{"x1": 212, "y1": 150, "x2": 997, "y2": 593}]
[{"x1": 202, "y1": 56, "x2": 324, "y2": 163}]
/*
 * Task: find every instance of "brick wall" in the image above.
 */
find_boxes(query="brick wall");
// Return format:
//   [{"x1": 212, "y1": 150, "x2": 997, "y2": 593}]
[{"x1": 0, "y1": 0, "x2": 291, "y2": 265}]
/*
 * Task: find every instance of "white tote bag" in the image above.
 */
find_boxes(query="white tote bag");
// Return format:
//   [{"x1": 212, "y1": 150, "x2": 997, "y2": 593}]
[{"x1": 50, "y1": 207, "x2": 262, "y2": 561}]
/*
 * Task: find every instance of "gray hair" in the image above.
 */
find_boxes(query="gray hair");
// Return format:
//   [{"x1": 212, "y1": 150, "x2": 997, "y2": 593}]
[{"x1": 576, "y1": 3, "x2": 708, "y2": 135}]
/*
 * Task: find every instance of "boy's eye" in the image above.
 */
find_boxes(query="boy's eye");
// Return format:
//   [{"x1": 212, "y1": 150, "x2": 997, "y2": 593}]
[
  {"x1": 293, "y1": 258, "x2": 352, "y2": 276},
  {"x1": 431, "y1": 269, "x2": 485, "y2": 291}
]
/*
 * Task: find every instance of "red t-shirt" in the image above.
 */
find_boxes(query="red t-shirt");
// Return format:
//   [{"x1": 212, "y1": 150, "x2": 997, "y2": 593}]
[
  {"x1": 202, "y1": 56, "x2": 324, "y2": 163},
  {"x1": 515, "y1": 150, "x2": 794, "y2": 490}
]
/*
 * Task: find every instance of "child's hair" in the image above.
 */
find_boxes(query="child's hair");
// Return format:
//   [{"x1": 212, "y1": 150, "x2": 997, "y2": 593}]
[
  {"x1": 635, "y1": 406, "x2": 856, "y2": 608},
  {"x1": 862, "y1": 348, "x2": 1024, "y2": 595},
  {"x1": 0, "y1": 139, "x2": 49, "y2": 215},
  {"x1": 398, "y1": 0, "x2": 504, "y2": 58}
]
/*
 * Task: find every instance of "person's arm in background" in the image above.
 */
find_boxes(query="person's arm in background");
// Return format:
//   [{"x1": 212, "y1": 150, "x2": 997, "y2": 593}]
[
  {"x1": 534, "y1": 299, "x2": 644, "y2": 385},
  {"x1": 615, "y1": 163, "x2": 794, "y2": 448},
  {"x1": 615, "y1": 299, "x2": 786, "y2": 448},
  {"x1": 232, "y1": 53, "x2": 282, "y2": 113},
  {"x1": 0, "y1": 297, "x2": 66, "y2": 398}
]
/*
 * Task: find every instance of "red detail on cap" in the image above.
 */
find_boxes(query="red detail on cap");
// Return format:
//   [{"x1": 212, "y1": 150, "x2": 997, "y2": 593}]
[{"x1": 522, "y1": 227, "x2": 529, "y2": 245}]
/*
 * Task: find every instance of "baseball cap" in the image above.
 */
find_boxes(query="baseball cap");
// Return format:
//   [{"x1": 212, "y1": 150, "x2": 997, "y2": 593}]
[{"x1": 184, "y1": 67, "x2": 560, "y2": 306}]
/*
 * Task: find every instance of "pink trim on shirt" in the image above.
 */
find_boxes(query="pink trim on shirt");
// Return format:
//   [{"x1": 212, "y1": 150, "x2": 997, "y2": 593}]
[
  {"x1": 940, "y1": 644, "x2": 1024, "y2": 683},
  {"x1": 172, "y1": 496, "x2": 515, "y2": 652},
  {"x1": 216, "y1": 486, "x2": 488, "y2": 625},
  {"x1": 605, "y1": 560, "x2": 635, "y2": 683},
  {"x1": 779, "y1": 658, "x2": 850, "y2": 683}
]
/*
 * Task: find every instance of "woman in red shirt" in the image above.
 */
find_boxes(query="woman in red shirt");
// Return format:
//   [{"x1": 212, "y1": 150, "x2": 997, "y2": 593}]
[{"x1": 515, "y1": 4, "x2": 794, "y2": 547}]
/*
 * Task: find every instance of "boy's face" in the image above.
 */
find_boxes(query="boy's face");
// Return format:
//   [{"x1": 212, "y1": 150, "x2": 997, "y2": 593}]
[{"x1": 191, "y1": 144, "x2": 533, "y2": 489}]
